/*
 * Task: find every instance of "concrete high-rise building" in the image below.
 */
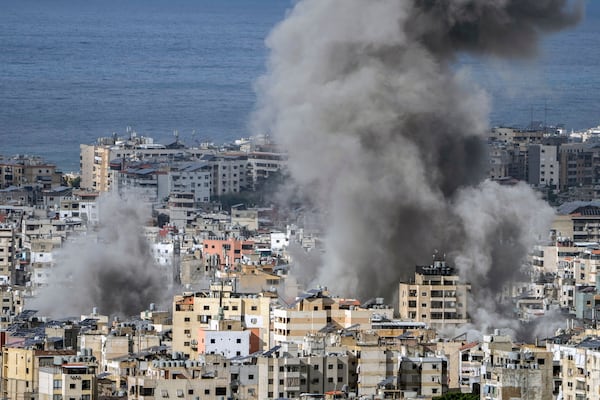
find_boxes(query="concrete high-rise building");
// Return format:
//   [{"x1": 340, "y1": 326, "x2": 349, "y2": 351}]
[
  {"x1": 399, "y1": 260, "x2": 471, "y2": 329},
  {"x1": 528, "y1": 144, "x2": 559, "y2": 188},
  {"x1": 0, "y1": 224, "x2": 17, "y2": 285}
]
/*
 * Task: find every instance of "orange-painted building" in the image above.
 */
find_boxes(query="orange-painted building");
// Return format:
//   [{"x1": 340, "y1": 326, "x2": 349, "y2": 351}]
[{"x1": 202, "y1": 237, "x2": 255, "y2": 268}]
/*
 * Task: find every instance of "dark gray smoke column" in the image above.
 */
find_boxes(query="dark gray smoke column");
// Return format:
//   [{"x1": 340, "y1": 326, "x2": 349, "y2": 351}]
[
  {"x1": 32, "y1": 193, "x2": 170, "y2": 317},
  {"x1": 254, "y1": 0, "x2": 581, "y2": 325}
]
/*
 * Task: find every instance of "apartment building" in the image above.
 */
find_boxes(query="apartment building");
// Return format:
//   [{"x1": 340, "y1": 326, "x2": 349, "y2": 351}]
[
  {"x1": 0, "y1": 286, "x2": 24, "y2": 328},
  {"x1": 0, "y1": 158, "x2": 61, "y2": 190},
  {"x1": 399, "y1": 260, "x2": 471, "y2": 329},
  {"x1": 255, "y1": 342, "x2": 355, "y2": 400},
  {"x1": 172, "y1": 281, "x2": 271, "y2": 359},
  {"x1": 548, "y1": 335, "x2": 600, "y2": 400},
  {"x1": 458, "y1": 342, "x2": 484, "y2": 393},
  {"x1": 39, "y1": 362, "x2": 97, "y2": 400},
  {"x1": 398, "y1": 356, "x2": 448, "y2": 398},
  {"x1": 481, "y1": 333, "x2": 553, "y2": 400},
  {"x1": 29, "y1": 236, "x2": 62, "y2": 290},
  {"x1": 246, "y1": 151, "x2": 287, "y2": 190},
  {"x1": 528, "y1": 144, "x2": 560, "y2": 188},
  {"x1": 59, "y1": 193, "x2": 100, "y2": 225},
  {"x1": 168, "y1": 161, "x2": 212, "y2": 203},
  {"x1": 203, "y1": 154, "x2": 248, "y2": 196},
  {"x1": 1, "y1": 348, "x2": 77, "y2": 400},
  {"x1": 80, "y1": 134, "x2": 210, "y2": 192},
  {"x1": 558, "y1": 143, "x2": 597, "y2": 191},
  {"x1": 127, "y1": 355, "x2": 231, "y2": 400},
  {"x1": 272, "y1": 288, "x2": 393, "y2": 344},
  {"x1": 113, "y1": 164, "x2": 167, "y2": 203},
  {"x1": 0, "y1": 224, "x2": 17, "y2": 284},
  {"x1": 41, "y1": 186, "x2": 72, "y2": 210},
  {"x1": 201, "y1": 237, "x2": 255, "y2": 269},
  {"x1": 198, "y1": 319, "x2": 252, "y2": 358}
]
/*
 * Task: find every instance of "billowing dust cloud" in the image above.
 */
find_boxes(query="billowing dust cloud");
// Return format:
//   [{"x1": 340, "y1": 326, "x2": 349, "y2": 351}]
[
  {"x1": 32, "y1": 193, "x2": 171, "y2": 318},
  {"x1": 253, "y1": 0, "x2": 582, "y2": 328}
]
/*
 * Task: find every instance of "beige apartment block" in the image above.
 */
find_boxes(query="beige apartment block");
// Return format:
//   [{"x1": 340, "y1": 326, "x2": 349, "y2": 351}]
[
  {"x1": 172, "y1": 281, "x2": 271, "y2": 359},
  {"x1": 0, "y1": 225, "x2": 17, "y2": 284},
  {"x1": 1, "y1": 348, "x2": 76, "y2": 400},
  {"x1": 127, "y1": 354, "x2": 231, "y2": 400},
  {"x1": 549, "y1": 337, "x2": 600, "y2": 400},
  {"x1": 481, "y1": 334, "x2": 553, "y2": 400},
  {"x1": 80, "y1": 144, "x2": 112, "y2": 192},
  {"x1": 39, "y1": 363, "x2": 97, "y2": 400},
  {"x1": 398, "y1": 356, "x2": 449, "y2": 398},
  {"x1": 256, "y1": 344, "x2": 355, "y2": 400},
  {"x1": 399, "y1": 261, "x2": 471, "y2": 329},
  {"x1": 272, "y1": 289, "x2": 393, "y2": 344}
]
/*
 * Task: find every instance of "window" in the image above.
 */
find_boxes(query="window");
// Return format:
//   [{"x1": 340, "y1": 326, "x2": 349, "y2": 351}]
[
  {"x1": 82, "y1": 380, "x2": 91, "y2": 390},
  {"x1": 236, "y1": 338, "x2": 241, "y2": 344},
  {"x1": 251, "y1": 306, "x2": 257, "y2": 311},
  {"x1": 215, "y1": 387, "x2": 227, "y2": 396},
  {"x1": 184, "y1": 317, "x2": 190, "y2": 322},
  {"x1": 210, "y1": 338, "x2": 216, "y2": 344},
  {"x1": 69, "y1": 383, "x2": 76, "y2": 389},
  {"x1": 328, "y1": 364, "x2": 333, "y2": 369},
  {"x1": 249, "y1": 374, "x2": 254, "y2": 380},
  {"x1": 53, "y1": 380, "x2": 61, "y2": 389}
]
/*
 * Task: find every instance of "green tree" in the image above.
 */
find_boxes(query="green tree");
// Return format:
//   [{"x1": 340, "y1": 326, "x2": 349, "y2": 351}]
[{"x1": 433, "y1": 393, "x2": 479, "y2": 400}]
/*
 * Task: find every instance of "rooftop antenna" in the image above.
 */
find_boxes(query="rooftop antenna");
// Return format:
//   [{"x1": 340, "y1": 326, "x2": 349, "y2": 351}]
[
  {"x1": 530, "y1": 105, "x2": 534, "y2": 130},
  {"x1": 544, "y1": 99, "x2": 548, "y2": 135},
  {"x1": 432, "y1": 249, "x2": 439, "y2": 262}
]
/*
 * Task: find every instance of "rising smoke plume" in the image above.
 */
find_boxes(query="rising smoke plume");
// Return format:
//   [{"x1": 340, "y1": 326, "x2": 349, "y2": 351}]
[
  {"x1": 254, "y1": 0, "x2": 582, "y2": 329},
  {"x1": 32, "y1": 192, "x2": 172, "y2": 318}
]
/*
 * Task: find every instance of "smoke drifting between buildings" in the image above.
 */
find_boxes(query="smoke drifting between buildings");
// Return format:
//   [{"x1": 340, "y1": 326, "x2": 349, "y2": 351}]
[
  {"x1": 32, "y1": 193, "x2": 171, "y2": 318},
  {"x1": 253, "y1": 0, "x2": 582, "y2": 329}
]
